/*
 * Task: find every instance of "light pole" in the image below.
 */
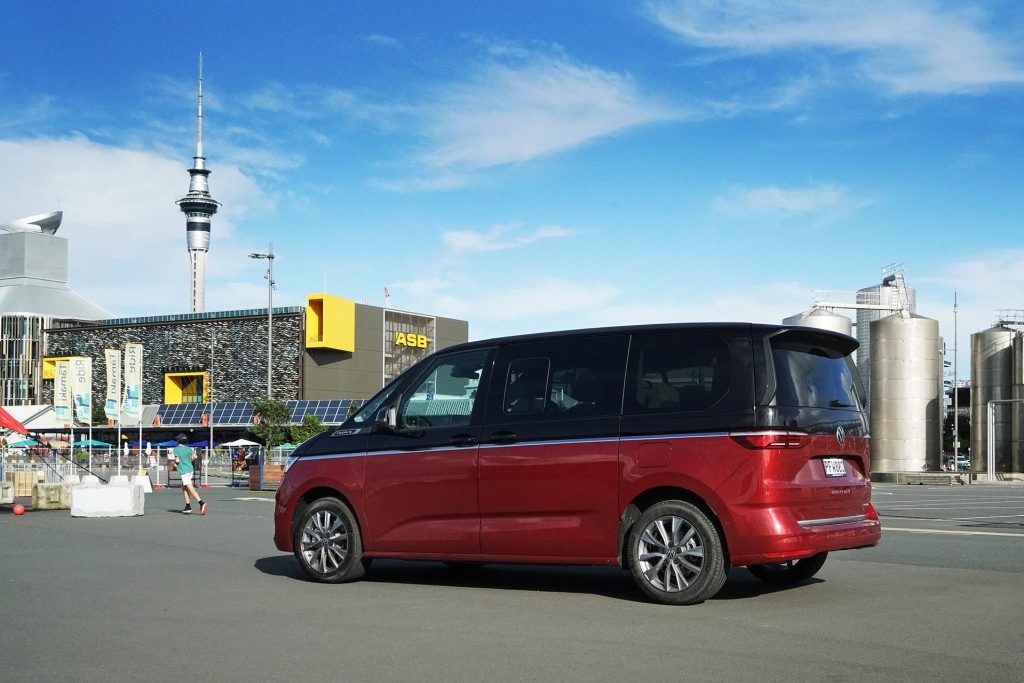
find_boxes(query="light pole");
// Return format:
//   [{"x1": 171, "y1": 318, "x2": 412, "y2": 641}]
[{"x1": 248, "y1": 243, "x2": 275, "y2": 398}]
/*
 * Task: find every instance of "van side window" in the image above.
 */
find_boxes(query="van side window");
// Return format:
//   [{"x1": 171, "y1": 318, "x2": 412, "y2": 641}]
[
  {"x1": 504, "y1": 358, "x2": 550, "y2": 415},
  {"x1": 626, "y1": 333, "x2": 731, "y2": 415},
  {"x1": 399, "y1": 349, "x2": 490, "y2": 429},
  {"x1": 490, "y1": 336, "x2": 628, "y2": 422}
]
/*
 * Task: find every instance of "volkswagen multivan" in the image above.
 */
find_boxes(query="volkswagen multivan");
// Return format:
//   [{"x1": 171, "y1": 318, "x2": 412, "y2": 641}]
[{"x1": 274, "y1": 323, "x2": 880, "y2": 605}]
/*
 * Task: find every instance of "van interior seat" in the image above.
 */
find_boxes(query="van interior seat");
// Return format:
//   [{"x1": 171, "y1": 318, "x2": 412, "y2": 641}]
[{"x1": 644, "y1": 379, "x2": 680, "y2": 410}]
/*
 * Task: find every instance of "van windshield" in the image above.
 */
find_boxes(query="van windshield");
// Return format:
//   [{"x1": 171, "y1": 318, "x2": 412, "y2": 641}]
[
  {"x1": 771, "y1": 337, "x2": 860, "y2": 410},
  {"x1": 348, "y1": 379, "x2": 402, "y2": 425}
]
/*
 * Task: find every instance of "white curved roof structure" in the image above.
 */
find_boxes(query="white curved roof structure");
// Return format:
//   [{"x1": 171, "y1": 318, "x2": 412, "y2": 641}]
[
  {"x1": 1, "y1": 211, "x2": 63, "y2": 235},
  {"x1": 0, "y1": 218, "x2": 111, "y2": 320}
]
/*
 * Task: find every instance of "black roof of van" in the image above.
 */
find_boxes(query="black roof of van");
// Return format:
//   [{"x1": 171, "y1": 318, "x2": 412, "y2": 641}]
[{"x1": 442, "y1": 322, "x2": 858, "y2": 355}]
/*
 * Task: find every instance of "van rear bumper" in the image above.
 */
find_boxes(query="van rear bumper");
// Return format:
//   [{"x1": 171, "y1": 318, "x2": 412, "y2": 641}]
[{"x1": 727, "y1": 505, "x2": 882, "y2": 566}]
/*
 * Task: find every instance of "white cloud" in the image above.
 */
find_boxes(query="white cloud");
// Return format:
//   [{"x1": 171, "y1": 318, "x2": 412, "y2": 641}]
[
  {"x1": 647, "y1": 0, "x2": 1024, "y2": 94},
  {"x1": 712, "y1": 182, "x2": 864, "y2": 221},
  {"x1": 918, "y1": 249, "x2": 1024, "y2": 337},
  {"x1": 397, "y1": 47, "x2": 676, "y2": 187},
  {"x1": 442, "y1": 223, "x2": 575, "y2": 253},
  {"x1": 0, "y1": 136, "x2": 273, "y2": 316},
  {"x1": 392, "y1": 264, "x2": 815, "y2": 340},
  {"x1": 365, "y1": 34, "x2": 402, "y2": 49}
]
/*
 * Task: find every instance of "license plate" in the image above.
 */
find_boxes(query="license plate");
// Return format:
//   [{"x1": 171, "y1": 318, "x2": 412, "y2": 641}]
[{"x1": 823, "y1": 458, "x2": 847, "y2": 478}]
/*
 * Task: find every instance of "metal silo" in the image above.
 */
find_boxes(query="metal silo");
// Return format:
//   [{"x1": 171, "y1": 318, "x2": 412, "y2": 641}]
[
  {"x1": 782, "y1": 309, "x2": 853, "y2": 337},
  {"x1": 856, "y1": 282, "x2": 917, "y2": 393},
  {"x1": 870, "y1": 314, "x2": 941, "y2": 473},
  {"x1": 1012, "y1": 335, "x2": 1024, "y2": 475},
  {"x1": 970, "y1": 326, "x2": 1016, "y2": 475}
]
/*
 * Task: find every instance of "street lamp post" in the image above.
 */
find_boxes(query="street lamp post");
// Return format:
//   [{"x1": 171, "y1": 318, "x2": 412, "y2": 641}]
[{"x1": 248, "y1": 243, "x2": 275, "y2": 398}]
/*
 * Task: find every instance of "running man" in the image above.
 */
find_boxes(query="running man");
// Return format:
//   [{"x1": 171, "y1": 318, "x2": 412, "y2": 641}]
[{"x1": 172, "y1": 434, "x2": 208, "y2": 515}]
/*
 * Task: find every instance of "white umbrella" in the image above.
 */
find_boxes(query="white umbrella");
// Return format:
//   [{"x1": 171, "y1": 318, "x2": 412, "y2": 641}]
[{"x1": 222, "y1": 438, "x2": 260, "y2": 448}]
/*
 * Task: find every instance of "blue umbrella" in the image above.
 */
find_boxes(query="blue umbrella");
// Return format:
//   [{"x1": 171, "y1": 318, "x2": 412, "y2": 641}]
[
  {"x1": 72, "y1": 438, "x2": 113, "y2": 447},
  {"x1": 7, "y1": 438, "x2": 40, "y2": 447}
]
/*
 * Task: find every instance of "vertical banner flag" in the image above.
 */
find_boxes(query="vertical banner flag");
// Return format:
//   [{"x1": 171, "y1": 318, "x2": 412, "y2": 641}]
[
  {"x1": 71, "y1": 356, "x2": 93, "y2": 425},
  {"x1": 123, "y1": 343, "x2": 143, "y2": 422},
  {"x1": 104, "y1": 349, "x2": 122, "y2": 422},
  {"x1": 54, "y1": 360, "x2": 72, "y2": 427}
]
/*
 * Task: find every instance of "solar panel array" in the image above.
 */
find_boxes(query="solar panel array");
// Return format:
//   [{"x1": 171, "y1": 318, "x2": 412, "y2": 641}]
[{"x1": 155, "y1": 399, "x2": 363, "y2": 427}]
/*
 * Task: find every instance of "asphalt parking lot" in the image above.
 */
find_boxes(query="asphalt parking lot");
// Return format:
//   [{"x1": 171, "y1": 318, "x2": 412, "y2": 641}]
[{"x1": 1, "y1": 482, "x2": 1022, "y2": 682}]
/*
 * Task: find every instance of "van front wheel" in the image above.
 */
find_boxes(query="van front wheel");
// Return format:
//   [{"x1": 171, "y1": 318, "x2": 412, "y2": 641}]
[
  {"x1": 747, "y1": 552, "x2": 828, "y2": 585},
  {"x1": 294, "y1": 497, "x2": 370, "y2": 583},
  {"x1": 628, "y1": 500, "x2": 727, "y2": 605}
]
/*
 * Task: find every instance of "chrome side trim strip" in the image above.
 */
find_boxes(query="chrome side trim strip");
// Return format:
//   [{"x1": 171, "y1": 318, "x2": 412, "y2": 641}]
[
  {"x1": 619, "y1": 432, "x2": 729, "y2": 442},
  {"x1": 797, "y1": 514, "x2": 867, "y2": 528},
  {"x1": 479, "y1": 437, "x2": 619, "y2": 450},
  {"x1": 299, "y1": 431, "x2": 734, "y2": 462}
]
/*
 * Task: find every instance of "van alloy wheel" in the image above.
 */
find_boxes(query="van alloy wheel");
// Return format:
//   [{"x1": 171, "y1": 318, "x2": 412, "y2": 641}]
[
  {"x1": 300, "y1": 509, "x2": 349, "y2": 573},
  {"x1": 293, "y1": 497, "x2": 369, "y2": 583},
  {"x1": 635, "y1": 515, "x2": 705, "y2": 592},
  {"x1": 628, "y1": 500, "x2": 727, "y2": 605}
]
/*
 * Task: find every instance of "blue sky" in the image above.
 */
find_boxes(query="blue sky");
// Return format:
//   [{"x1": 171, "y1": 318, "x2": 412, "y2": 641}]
[{"x1": 2, "y1": 1, "x2": 1022, "y2": 372}]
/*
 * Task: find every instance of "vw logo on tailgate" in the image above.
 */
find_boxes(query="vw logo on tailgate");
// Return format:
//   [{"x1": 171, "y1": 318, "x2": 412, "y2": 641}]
[{"x1": 836, "y1": 425, "x2": 846, "y2": 445}]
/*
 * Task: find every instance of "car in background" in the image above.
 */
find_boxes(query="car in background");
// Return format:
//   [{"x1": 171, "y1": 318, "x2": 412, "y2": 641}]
[{"x1": 945, "y1": 453, "x2": 970, "y2": 471}]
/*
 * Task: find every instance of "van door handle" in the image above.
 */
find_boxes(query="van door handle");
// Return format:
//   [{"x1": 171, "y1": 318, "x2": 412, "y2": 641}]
[
  {"x1": 450, "y1": 434, "x2": 477, "y2": 447},
  {"x1": 488, "y1": 431, "x2": 517, "y2": 444}
]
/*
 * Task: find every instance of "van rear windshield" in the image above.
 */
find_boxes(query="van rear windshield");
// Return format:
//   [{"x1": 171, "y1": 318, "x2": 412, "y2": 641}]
[{"x1": 770, "y1": 336, "x2": 860, "y2": 410}]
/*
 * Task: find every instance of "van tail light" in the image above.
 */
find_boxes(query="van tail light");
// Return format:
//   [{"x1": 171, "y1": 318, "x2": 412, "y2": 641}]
[{"x1": 730, "y1": 431, "x2": 809, "y2": 450}]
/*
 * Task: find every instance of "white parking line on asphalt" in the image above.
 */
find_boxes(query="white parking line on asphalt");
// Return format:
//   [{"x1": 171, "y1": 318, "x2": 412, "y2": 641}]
[
  {"x1": 944, "y1": 514, "x2": 1024, "y2": 521},
  {"x1": 884, "y1": 527, "x2": 1024, "y2": 538},
  {"x1": 234, "y1": 497, "x2": 275, "y2": 502},
  {"x1": 878, "y1": 503, "x2": 1024, "y2": 510}
]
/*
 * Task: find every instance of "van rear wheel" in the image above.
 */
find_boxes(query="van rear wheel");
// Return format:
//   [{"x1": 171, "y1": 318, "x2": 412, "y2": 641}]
[
  {"x1": 294, "y1": 497, "x2": 370, "y2": 583},
  {"x1": 628, "y1": 500, "x2": 727, "y2": 605},
  {"x1": 747, "y1": 552, "x2": 828, "y2": 585}
]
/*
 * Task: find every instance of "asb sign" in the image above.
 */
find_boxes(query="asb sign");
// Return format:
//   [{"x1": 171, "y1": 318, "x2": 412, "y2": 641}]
[{"x1": 395, "y1": 332, "x2": 429, "y2": 349}]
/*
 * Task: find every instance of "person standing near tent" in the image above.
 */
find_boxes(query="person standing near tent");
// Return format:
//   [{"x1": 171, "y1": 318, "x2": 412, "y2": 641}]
[{"x1": 172, "y1": 434, "x2": 207, "y2": 515}]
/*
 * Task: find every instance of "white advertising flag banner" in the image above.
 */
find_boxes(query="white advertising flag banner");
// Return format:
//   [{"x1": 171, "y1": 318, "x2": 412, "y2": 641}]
[
  {"x1": 54, "y1": 360, "x2": 72, "y2": 427},
  {"x1": 71, "y1": 356, "x2": 93, "y2": 425},
  {"x1": 104, "y1": 349, "x2": 122, "y2": 422},
  {"x1": 123, "y1": 343, "x2": 143, "y2": 421}
]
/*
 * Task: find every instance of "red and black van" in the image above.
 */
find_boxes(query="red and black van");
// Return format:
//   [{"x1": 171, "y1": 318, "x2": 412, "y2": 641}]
[{"x1": 274, "y1": 323, "x2": 880, "y2": 605}]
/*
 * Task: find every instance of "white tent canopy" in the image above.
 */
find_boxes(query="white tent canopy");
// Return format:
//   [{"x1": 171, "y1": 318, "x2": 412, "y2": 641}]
[{"x1": 222, "y1": 438, "x2": 260, "y2": 447}]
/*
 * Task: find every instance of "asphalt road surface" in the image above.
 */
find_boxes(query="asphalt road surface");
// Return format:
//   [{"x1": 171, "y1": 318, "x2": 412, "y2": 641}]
[{"x1": 1, "y1": 482, "x2": 1021, "y2": 681}]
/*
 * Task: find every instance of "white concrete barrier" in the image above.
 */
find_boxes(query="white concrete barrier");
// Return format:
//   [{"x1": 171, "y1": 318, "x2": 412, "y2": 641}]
[
  {"x1": 108, "y1": 475, "x2": 131, "y2": 486},
  {"x1": 0, "y1": 481, "x2": 13, "y2": 505},
  {"x1": 70, "y1": 484, "x2": 145, "y2": 517},
  {"x1": 130, "y1": 476, "x2": 153, "y2": 494},
  {"x1": 32, "y1": 482, "x2": 74, "y2": 510},
  {"x1": 80, "y1": 474, "x2": 100, "y2": 486}
]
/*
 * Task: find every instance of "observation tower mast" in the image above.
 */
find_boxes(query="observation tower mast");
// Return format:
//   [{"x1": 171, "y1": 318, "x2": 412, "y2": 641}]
[{"x1": 176, "y1": 53, "x2": 221, "y2": 313}]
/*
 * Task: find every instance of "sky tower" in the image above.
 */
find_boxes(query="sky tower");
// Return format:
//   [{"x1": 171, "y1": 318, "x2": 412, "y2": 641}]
[{"x1": 176, "y1": 53, "x2": 221, "y2": 313}]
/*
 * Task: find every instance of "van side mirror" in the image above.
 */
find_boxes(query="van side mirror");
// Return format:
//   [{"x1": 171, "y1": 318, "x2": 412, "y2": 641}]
[{"x1": 370, "y1": 401, "x2": 400, "y2": 434}]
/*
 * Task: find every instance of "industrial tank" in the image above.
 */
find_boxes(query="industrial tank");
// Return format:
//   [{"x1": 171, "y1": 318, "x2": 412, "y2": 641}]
[
  {"x1": 856, "y1": 282, "x2": 917, "y2": 395},
  {"x1": 870, "y1": 313, "x2": 941, "y2": 473},
  {"x1": 782, "y1": 309, "x2": 853, "y2": 337},
  {"x1": 970, "y1": 326, "x2": 1017, "y2": 474},
  {"x1": 1013, "y1": 335, "x2": 1024, "y2": 475}
]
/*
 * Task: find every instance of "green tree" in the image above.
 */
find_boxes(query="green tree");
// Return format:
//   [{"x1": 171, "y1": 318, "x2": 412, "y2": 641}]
[
  {"x1": 290, "y1": 414, "x2": 327, "y2": 445},
  {"x1": 91, "y1": 400, "x2": 107, "y2": 427},
  {"x1": 249, "y1": 397, "x2": 291, "y2": 448}
]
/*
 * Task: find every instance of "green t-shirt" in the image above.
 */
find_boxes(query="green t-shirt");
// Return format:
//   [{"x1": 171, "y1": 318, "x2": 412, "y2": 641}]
[{"x1": 172, "y1": 444, "x2": 194, "y2": 474}]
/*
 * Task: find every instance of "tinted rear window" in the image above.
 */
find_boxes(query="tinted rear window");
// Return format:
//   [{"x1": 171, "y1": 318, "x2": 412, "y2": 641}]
[{"x1": 771, "y1": 338, "x2": 860, "y2": 410}]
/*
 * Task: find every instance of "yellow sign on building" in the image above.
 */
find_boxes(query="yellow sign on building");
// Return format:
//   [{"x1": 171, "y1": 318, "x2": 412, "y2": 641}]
[{"x1": 305, "y1": 293, "x2": 355, "y2": 352}]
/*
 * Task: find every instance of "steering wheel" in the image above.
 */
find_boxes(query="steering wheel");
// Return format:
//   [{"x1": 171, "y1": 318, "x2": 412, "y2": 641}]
[{"x1": 403, "y1": 415, "x2": 432, "y2": 428}]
